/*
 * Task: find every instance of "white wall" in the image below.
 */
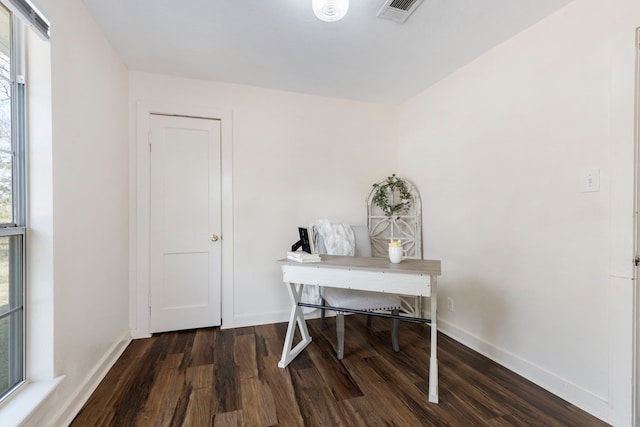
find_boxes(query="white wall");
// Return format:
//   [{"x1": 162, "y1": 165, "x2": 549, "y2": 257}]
[
  {"x1": 397, "y1": 0, "x2": 639, "y2": 425},
  {"x1": 129, "y1": 71, "x2": 397, "y2": 333},
  {"x1": 17, "y1": 0, "x2": 131, "y2": 425}
]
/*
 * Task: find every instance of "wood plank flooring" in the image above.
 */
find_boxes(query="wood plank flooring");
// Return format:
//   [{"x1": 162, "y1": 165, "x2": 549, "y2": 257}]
[{"x1": 71, "y1": 316, "x2": 609, "y2": 426}]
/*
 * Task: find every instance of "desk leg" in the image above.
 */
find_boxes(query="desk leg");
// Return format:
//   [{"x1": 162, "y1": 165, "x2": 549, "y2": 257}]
[
  {"x1": 428, "y1": 277, "x2": 439, "y2": 403},
  {"x1": 278, "y1": 282, "x2": 313, "y2": 368}
]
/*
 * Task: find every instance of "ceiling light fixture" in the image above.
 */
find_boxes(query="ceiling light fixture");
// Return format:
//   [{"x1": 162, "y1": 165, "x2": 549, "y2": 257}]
[{"x1": 312, "y1": 0, "x2": 349, "y2": 22}]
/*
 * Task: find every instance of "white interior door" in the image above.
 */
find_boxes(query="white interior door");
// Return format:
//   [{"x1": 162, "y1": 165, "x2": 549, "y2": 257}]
[{"x1": 149, "y1": 114, "x2": 222, "y2": 333}]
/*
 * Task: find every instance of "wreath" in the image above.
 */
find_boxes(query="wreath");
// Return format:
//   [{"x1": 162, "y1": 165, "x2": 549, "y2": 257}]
[{"x1": 371, "y1": 174, "x2": 413, "y2": 217}]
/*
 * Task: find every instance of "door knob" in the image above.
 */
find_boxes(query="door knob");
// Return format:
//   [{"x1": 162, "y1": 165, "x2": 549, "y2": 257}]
[{"x1": 210, "y1": 234, "x2": 219, "y2": 242}]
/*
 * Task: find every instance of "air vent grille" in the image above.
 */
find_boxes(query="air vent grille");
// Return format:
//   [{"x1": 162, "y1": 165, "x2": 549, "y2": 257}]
[
  {"x1": 389, "y1": 0, "x2": 419, "y2": 11},
  {"x1": 376, "y1": 0, "x2": 423, "y2": 23}
]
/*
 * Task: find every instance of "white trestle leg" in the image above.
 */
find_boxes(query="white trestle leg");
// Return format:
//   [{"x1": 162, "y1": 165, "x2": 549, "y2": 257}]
[{"x1": 278, "y1": 282, "x2": 313, "y2": 368}]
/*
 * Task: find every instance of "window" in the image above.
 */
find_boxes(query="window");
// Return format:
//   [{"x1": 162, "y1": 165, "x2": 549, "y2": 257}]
[{"x1": 0, "y1": 1, "x2": 25, "y2": 402}]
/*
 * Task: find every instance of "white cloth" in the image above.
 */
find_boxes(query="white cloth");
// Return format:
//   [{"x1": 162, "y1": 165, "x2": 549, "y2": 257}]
[
  {"x1": 312, "y1": 219, "x2": 355, "y2": 256},
  {"x1": 300, "y1": 220, "x2": 355, "y2": 313}
]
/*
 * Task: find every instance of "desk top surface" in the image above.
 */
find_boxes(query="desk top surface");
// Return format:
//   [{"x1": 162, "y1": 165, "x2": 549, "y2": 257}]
[{"x1": 279, "y1": 255, "x2": 441, "y2": 276}]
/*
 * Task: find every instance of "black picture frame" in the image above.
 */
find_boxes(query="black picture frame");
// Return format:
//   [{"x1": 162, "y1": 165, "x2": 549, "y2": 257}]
[{"x1": 291, "y1": 227, "x2": 312, "y2": 253}]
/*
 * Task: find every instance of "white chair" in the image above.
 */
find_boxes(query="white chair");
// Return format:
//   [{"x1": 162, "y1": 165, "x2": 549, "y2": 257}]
[{"x1": 317, "y1": 225, "x2": 402, "y2": 360}]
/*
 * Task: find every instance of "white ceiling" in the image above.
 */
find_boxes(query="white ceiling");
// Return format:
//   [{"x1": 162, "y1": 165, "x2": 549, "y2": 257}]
[{"x1": 80, "y1": 0, "x2": 572, "y2": 105}]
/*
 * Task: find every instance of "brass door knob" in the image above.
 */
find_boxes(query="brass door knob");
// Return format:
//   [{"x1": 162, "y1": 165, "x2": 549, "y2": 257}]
[{"x1": 210, "y1": 234, "x2": 219, "y2": 242}]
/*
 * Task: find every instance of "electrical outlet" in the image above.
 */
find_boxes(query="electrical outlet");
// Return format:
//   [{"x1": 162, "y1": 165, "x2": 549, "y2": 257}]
[{"x1": 447, "y1": 297, "x2": 454, "y2": 312}]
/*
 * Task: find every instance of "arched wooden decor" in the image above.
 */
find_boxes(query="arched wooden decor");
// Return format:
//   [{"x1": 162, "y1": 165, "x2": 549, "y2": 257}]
[{"x1": 367, "y1": 176, "x2": 423, "y2": 316}]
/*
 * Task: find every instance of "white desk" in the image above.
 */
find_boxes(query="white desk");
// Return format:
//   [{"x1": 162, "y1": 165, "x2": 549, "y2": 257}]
[{"x1": 277, "y1": 255, "x2": 442, "y2": 403}]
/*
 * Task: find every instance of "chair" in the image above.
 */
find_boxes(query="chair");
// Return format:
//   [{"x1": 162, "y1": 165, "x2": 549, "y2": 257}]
[{"x1": 317, "y1": 225, "x2": 402, "y2": 360}]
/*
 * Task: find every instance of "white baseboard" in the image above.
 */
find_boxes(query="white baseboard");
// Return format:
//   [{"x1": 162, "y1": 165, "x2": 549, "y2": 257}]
[
  {"x1": 130, "y1": 328, "x2": 152, "y2": 339},
  {"x1": 49, "y1": 332, "x2": 131, "y2": 426},
  {"x1": 222, "y1": 310, "x2": 292, "y2": 329},
  {"x1": 437, "y1": 319, "x2": 611, "y2": 424},
  {"x1": 222, "y1": 308, "x2": 329, "y2": 330}
]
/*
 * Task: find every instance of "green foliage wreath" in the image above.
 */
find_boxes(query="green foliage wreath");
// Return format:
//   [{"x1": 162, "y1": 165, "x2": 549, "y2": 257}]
[{"x1": 372, "y1": 174, "x2": 413, "y2": 217}]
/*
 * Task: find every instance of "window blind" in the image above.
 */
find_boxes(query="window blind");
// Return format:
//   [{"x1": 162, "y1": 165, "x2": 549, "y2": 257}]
[{"x1": 4, "y1": 0, "x2": 48, "y2": 40}]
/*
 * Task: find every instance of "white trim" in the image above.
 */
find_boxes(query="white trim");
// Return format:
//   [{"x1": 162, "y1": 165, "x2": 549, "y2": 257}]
[
  {"x1": 437, "y1": 318, "x2": 612, "y2": 425},
  {"x1": 132, "y1": 102, "x2": 234, "y2": 337},
  {"x1": 0, "y1": 376, "x2": 62, "y2": 426},
  {"x1": 2, "y1": 0, "x2": 49, "y2": 40},
  {"x1": 5, "y1": 334, "x2": 129, "y2": 426},
  {"x1": 222, "y1": 309, "x2": 332, "y2": 330},
  {"x1": 50, "y1": 334, "x2": 130, "y2": 426},
  {"x1": 221, "y1": 307, "x2": 338, "y2": 330}
]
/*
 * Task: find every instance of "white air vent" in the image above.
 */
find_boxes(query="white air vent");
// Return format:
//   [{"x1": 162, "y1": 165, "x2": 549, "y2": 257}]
[{"x1": 376, "y1": 0, "x2": 423, "y2": 23}]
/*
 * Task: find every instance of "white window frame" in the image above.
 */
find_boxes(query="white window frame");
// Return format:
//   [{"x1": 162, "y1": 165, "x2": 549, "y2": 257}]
[{"x1": 0, "y1": 4, "x2": 27, "y2": 404}]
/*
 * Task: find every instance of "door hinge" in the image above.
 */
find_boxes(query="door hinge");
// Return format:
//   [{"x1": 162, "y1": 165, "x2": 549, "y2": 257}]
[{"x1": 635, "y1": 256, "x2": 640, "y2": 266}]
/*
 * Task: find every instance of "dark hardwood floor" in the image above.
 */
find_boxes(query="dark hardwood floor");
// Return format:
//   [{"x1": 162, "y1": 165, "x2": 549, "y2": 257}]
[{"x1": 71, "y1": 316, "x2": 609, "y2": 426}]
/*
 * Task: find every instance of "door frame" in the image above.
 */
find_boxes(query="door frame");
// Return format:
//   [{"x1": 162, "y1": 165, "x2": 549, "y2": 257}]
[{"x1": 131, "y1": 101, "x2": 233, "y2": 338}]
